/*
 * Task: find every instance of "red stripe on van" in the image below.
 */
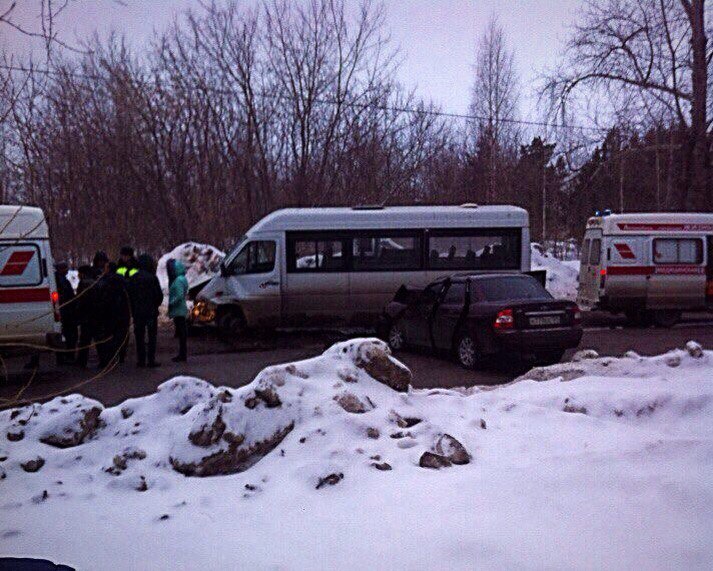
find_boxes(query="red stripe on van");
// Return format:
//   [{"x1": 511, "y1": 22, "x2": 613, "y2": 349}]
[
  {"x1": 0, "y1": 287, "x2": 51, "y2": 303},
  {"x1": 607, "y1": 266, "x2": 654, "y2": 276},
  {"x1": 617, "y1": 223, "x2": 713, "y2": 232},
  {"x1": 607, "y1": 266, "x2": 704, "y2": 276},
  {"x1": 613, "y1": 243, "x2": 636, "y2": 259}
]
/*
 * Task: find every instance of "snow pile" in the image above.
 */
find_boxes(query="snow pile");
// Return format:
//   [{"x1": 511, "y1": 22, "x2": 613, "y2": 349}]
[
  {"x1": 531, "y1": 243, "x2": 580, "y2": 300},
  {"x1": 1, "y1": 340, "x2": 712, "y2": 570},
  {"x1": 157, "y1": 242, "x2": 225, "y2": 292}
]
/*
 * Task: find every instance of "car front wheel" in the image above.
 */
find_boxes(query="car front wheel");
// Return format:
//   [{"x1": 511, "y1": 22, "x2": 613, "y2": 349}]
[
  {"x1": 455, "y1": 333, "x2": 479, "y2": 369},
  {"x1": 387, "y1": 322, "x2": 406, "y2": 352}
]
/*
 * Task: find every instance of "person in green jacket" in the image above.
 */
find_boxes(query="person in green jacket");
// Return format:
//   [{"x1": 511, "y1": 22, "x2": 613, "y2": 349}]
[{"x1": 166, "y1": 259, "x2": 189, "y2": 362}]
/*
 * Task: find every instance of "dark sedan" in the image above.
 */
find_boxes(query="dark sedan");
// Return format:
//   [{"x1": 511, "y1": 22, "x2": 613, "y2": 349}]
[{"x1": 380, "y1": 273, "x2": 583, "y2": 368}]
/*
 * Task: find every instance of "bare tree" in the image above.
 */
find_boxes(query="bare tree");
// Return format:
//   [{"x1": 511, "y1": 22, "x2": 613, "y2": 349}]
[
  {"x1": 468, "y1": 17, "x2": 520, "y2": 203},
  {"x1": 543, "y1": 0, "x2": 710, "y2": 210}
]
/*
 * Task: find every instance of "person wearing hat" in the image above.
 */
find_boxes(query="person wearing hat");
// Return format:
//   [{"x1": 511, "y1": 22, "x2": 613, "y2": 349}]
[
  {"x1": 116, "y1": 246, "x2": 138, "y2": 278},
  {"x1": 54, "y1": 261, "x2": 77, "y2": 364}
]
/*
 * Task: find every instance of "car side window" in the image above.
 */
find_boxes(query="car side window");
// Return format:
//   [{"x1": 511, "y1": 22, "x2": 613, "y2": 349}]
[{"x1": 443, "y1": 282, "x2": 466, "y2": 304}]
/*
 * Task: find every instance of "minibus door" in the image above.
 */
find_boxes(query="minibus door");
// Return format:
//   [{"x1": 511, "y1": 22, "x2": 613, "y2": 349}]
[{"x1": 224, "y1": 238, "x2": 281, "y2": 327}]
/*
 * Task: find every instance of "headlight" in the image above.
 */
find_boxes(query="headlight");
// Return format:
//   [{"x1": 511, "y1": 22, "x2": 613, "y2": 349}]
[{"x1": 191, "y1": 300, "x2": 217, "y2": 323}]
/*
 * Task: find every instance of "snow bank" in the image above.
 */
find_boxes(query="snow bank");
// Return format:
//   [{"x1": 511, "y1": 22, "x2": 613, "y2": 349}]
[
  {"x1": 531, "y1": 243, "x2": 580, "y2": 300},
  {"x1": 156, "y1": 242, "x2": 225, "y2": 292},
  {"x1": 1, "y1": 340, "x2": 712, "y2": 570}
]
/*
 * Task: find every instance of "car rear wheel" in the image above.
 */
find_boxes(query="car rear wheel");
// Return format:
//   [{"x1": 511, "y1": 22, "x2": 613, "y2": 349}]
[
  {"x1": 535, "y1": 349, "x2": 565, "y2": 366},
  {"x1": 387, "y1": 323, "x2": 406, "y2": 352},
  {"x1": 455, "y1": 333, "x2": 479, "y2": 369}
]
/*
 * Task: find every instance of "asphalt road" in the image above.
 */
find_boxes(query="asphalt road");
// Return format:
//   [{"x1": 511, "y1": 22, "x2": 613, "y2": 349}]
[{"x1": 1, "y1": 314, "x2": 712, "y2": 407}]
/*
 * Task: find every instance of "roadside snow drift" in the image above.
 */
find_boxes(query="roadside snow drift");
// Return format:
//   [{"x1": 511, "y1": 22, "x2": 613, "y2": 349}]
[
  {"x1": 531, "y1": 243, "x2": 580, "y2": 300},
  {"x1": 157, "y1": 242, "x2": 225, "y2": 292},
  {"x1": 1, "y1": 340, "x2": 712, "y2": 570}
]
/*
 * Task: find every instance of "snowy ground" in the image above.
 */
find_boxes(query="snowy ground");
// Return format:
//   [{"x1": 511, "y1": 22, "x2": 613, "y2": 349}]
[
  {"x1": 531, "y1": 244, "x2": 580, "y2": 300},
  {"x1": 1, "y1": 339, "x2": 711, "y2": 570}
]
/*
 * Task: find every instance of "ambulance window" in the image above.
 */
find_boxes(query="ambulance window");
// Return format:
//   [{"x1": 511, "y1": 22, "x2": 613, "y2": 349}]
[
  {"x1": 581, "y1": 239, "x2": 590, "y2": 265},
  {"x1": 589, "y1": 239, "x2": 601, "y2": 265},
  {"x1": 653, "y1": 238, "x2": 703, "y2": 264},
  {"x1": 0, "y1": 244, "x2": 42, "y2": 287}
]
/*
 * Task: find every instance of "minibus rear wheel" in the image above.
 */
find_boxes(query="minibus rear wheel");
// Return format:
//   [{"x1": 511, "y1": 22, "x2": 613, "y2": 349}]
[{"x1": 651, "y1": 310, "x2": 681, "y2": 328}]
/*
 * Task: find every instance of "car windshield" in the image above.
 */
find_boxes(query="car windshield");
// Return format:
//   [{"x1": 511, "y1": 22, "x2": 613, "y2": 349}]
[{"x1": 474, "y1": 276, "x2": 552, "y2": 302}]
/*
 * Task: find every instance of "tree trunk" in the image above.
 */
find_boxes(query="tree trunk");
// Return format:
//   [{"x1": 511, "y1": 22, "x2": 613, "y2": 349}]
[{"x1": 685, "y1": 0, "x2": 708, "y2": 210}]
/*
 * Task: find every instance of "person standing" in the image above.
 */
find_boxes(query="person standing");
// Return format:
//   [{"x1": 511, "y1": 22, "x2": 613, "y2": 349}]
[
  {"x1": 75, "y1": 264, "x2": 97, "y2": 368},
  {"x1": 167, "y1": 258, "x2": 188, "y2": 363},
  {"x1": 127, "y1": 254, "x2": 163, "y2": 368},
  {"x1": 95, "y1": 261, "x2": 131, "y2": 368},
  {"x1": 54, "y1": 261, "x2": 77, "y2": 364},
  {"x1": 76, "y1": 252, "x2": 108, "y2": 368},
  {"x1": 116, "y1": 246, "x2": 138, "y2": 278}
]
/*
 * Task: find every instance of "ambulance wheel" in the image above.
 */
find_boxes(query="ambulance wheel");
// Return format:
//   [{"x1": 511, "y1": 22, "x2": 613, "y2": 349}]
[{"x1": 651, "y1": 310, "x2": 680, "y2": 328}]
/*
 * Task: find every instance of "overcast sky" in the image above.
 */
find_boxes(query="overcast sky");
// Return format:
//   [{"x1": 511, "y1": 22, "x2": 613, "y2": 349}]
[{"x1": 1, "y1": 0, "x2": 583, "y2": 118}]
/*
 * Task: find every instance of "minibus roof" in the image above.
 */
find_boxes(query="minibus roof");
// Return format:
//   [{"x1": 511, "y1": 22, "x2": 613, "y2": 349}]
[
  {"x1": 249, "y1": 205, "x2": 528, "y2": 233},
  {"x1": 0, "y1": 205, "x2": 50, "y2": 239},
  {"x1": 586, "y1": 212, "x2": 713, "y2": 235}
]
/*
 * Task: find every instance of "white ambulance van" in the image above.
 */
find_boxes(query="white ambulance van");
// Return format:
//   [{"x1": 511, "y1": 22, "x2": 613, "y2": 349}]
[
  {"x1": 0, "y1": 205, "x2": 62, "y2": 350},
  {"x1": 577, "y1": 212, "x2": 713, "y2": 326}
]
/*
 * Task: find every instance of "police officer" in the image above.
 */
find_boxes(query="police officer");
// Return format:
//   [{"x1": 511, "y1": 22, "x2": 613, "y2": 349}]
[
  {"x1": 95, "y1": 261, "x2": 131, "y2": 368},
  {"x1": 127, "y1": 254, "x2": 163, "y2": 367},
  {"x1": 116, "y1": 246, "x2": 138, "y2": 278}
]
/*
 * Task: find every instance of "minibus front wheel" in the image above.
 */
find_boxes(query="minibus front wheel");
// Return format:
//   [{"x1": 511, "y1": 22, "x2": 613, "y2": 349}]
[{"x1": 217, "y1": 306, "x2": 246, "y2": 337}]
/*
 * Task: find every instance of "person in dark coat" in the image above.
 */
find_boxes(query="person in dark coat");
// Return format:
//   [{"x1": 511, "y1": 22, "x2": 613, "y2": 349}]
[
  {"x1": 54, "y1": 261, "x2": 77, "y2": 364},
  {"x1": 76, "y1": 252, "x2": 108, "y2": 368},
  {"x1": 127, "y1": 254, "x2": 163, "y2": 367},
  {"x1": 93, "y1": 261, "x2": 131, "y2": 368}
]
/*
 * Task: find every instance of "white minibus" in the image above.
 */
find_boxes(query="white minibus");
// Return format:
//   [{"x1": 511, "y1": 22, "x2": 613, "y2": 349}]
[
  {"x1": 577, "y1": 212, "x2": 713, "y2": 326},
  {"x1": 195, "y1": 204, "x2": 530, "y2": 333}
]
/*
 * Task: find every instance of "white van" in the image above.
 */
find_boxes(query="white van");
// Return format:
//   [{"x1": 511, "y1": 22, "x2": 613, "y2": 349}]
[
  {"x1": 195, "y1": 205, "x2": 530, "y2": 333},
  {"x1": 0, "y1": 205, "x2": 62, "y2": 349},
  {"x1": 577, "y1": 212, "x2": 713, "y2": 326}
]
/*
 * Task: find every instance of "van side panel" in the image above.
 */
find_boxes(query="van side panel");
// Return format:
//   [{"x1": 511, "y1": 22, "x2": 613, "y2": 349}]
[{"x1": 601, "y1": 236, "x2": 648, "y2": 310}]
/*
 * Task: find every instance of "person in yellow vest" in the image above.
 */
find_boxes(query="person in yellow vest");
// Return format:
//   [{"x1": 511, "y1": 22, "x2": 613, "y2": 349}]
[
  {"x1": 116, "y1": 246, "x2": 138, "y2": 278},
  {"x1": 114, "y1": 246, "x2": 137, "y2": 363}
]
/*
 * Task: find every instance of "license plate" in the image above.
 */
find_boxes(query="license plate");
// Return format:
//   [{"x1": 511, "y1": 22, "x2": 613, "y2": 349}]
[{"x1": 529, "y1": 315, "x2": 561, "y2": 327}]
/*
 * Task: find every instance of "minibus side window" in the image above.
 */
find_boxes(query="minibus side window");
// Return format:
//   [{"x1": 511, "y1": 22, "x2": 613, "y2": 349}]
[
  {"x1": 653, "y1": 238, "x2": 703, "y2": 264},
  {"x1": 352, "y1": 234, "x2": 421, "y2": 271},
  {"x1": 427, "y1": 229, "x2": 520, "y2": 270},
  {"x1": 589, "y1": 239, "x2": 601, "y2": 265},
  {"x1": 290, "y1": 238, "x2": 344, "y2": 272}
]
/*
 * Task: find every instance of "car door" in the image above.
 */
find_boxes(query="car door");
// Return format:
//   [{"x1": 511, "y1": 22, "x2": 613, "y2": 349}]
[
  {"x1": 401, "y1": 281, "x2": 445, "y2": 347},
  {"x1": 431, "y1": 280, "x2": 468, "y2": 351}
]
